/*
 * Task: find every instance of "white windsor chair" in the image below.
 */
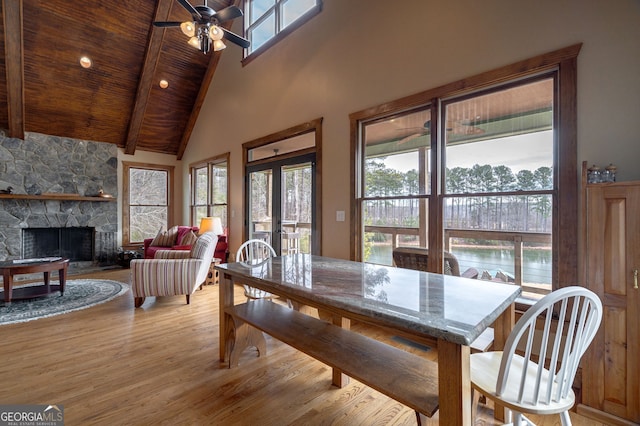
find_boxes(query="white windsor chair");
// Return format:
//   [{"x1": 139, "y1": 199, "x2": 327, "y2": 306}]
[
  {"x1": 470, "y1": 286, "x2": 602, "y2": 426},
  {"x1": 236, "y1": 239, "x2": 277, "y2": 301}
]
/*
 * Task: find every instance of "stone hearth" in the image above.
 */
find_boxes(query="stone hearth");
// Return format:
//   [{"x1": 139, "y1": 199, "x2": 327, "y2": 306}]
[{"x1": 0, "y1": 132, "x2": 118, "y2": 265}]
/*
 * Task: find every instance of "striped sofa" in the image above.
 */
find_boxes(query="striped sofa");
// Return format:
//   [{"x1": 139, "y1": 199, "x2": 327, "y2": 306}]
[{"x1": 130, "y1": 232, "x2": 218, "y2": 308}]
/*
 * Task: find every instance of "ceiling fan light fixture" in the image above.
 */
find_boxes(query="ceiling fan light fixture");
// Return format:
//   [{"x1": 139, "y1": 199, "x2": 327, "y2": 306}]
[
  {"x1": 180, "y1": 21, "x2": 196, "y2": 37},
  {"x1": 154, "y1": 1, "x2": 249, "y2": 54},
  {"x1": 188, "y1": 36, "x2": 201, "y2": 50},
  {"x1": 210, "y1": 25, "x2": 224, "y2": 41},
  {"x1": 212, "y1": 39, "x2": 226, "y2": 51}
]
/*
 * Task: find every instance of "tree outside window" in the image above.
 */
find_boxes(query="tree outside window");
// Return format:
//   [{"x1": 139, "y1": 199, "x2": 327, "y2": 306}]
[{"x1": 122, "y1": 162, "x2": 174, "y2": 245}]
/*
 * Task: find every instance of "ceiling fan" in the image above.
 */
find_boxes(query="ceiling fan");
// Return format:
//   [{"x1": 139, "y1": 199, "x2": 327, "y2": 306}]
[
  {"x1": 394, "y1": 118, "x2": 485, "y2": 144},
  {"x1": 154, "y1": 0, "x2": 250, "y2": 54}
]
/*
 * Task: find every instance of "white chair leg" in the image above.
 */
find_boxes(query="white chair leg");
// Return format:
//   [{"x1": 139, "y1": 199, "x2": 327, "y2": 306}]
[
  {"x1": 505, "y1": 407, "x2": 513, "y2": 424},
  {"x1": 513, "y1": 412, "x2": 536, "y2": 426},
  {"x1": 560, "y1": 410, "x2": 572, "y2": 426}
]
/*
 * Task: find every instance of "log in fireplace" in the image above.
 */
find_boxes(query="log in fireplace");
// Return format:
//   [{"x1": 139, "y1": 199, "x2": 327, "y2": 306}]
[{"x1": 22, "y1": 227, "x2": 94, "y2": 261}]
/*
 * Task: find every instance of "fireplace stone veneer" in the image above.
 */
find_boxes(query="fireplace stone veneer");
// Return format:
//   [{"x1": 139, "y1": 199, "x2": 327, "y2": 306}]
[{"x1": 0, "y1": 132, "x2": 118, "y2": 264}]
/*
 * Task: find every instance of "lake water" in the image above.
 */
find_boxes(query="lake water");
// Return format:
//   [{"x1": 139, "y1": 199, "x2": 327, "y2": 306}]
[{"x1": 369, "y1": 245, "x2": 552, "y2": 284}]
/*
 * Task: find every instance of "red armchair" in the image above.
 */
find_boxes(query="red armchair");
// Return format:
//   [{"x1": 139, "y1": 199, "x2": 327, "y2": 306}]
[{"x1": 143, "y1": 225, "x2": 228, "y2": 262}]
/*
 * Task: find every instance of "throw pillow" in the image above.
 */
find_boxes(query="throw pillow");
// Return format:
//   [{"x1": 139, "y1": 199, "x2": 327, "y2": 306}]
[
  {"x1": 190, "y1": 233, "x2": 216, "y2": 259},
  {"x1": 150, "y1": 226, "x2": 178, "y2": 247},
  {"x1": 180, "y1": 230, "x2": 198, "y2": 247}
]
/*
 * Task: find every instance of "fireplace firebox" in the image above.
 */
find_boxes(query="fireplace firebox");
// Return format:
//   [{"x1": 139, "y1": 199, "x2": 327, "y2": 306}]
[{"x1": 22, "y1": 227, "x2": 95, "y2": 261}]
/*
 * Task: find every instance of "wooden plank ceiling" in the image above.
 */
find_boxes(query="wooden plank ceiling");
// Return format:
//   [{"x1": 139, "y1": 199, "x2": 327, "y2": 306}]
[{"x1": 0, "y1": 0, "x2": 235, "y2": 159}]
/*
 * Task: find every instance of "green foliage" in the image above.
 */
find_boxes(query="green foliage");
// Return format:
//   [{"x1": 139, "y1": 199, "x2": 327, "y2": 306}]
[{"x1": 363, "y1": 159, "x2": 554, "y2": 233}]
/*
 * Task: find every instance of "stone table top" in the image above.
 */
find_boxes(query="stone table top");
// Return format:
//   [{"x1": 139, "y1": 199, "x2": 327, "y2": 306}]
[{"x1": 217, "y1": 254, "x2": 521, "y2": 346}]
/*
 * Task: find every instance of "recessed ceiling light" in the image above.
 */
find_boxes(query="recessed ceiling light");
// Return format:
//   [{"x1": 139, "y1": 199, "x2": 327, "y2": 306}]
[
  {"x1": 79, "y1": 56, "x2": 92, "y2": 69},
  {"x1": 159, "y1": 79, "x2": 169, "y2": 89}
]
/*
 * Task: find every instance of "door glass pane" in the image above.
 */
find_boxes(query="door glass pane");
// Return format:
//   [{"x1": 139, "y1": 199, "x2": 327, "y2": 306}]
[
  {"x1": 249, "y1": 169, "x2": 273, "y2": 245},
  {"x1": 281, "y1": 162, "x2": 312, "y2": 255}
]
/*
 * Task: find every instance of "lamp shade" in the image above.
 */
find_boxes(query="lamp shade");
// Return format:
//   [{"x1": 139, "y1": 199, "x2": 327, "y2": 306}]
[
  {"x1": 210, "y1": 25, "x2": 224, "y2": 41},
  {"x1": 180, "y1": 21, "x2": 196, "y2": 37},
  {"x1": 212, "y1": 39, "x2": 226, "y2": 51},
  {"x1": 199, "y1": 217, "x2": 223, "y2": 235},
  {"x1": 188, "y1": 36, "x2": 201, "y2": 50}
]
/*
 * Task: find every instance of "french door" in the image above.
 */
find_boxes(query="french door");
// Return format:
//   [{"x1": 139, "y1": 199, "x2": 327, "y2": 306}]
[{"x1": 246, "y1": 152, "x2": 316, "y2": 255}]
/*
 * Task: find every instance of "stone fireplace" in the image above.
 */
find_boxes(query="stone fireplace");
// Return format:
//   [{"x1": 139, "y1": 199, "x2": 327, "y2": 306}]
[{"x1": 0, "y1": 132, "x2": 119, "y2": 265}]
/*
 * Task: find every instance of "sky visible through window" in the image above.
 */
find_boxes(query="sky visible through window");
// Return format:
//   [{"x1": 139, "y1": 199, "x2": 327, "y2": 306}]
[
  {"x1": 248, "y1": 0, "x2": 318, "y2": 53},
  {"x1": 383, "y1": 130, "x2": 552, "y2": 174}
]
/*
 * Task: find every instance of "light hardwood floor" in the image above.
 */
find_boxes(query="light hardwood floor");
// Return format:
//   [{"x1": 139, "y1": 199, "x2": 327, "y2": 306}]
[{"x1": 0, "y1": 268, "x2": 605, "y2": 425}]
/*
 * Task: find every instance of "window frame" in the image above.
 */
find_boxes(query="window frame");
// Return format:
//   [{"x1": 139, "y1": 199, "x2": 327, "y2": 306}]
[
  {"x1": 189, "y1": 152, "x2": 230, "y2": 232},
  {"x1": 122, "y1": 161, "x2": 174, "y2": 246},
  {"x1": 242, "y1": 0, "x2": 323, "y2": 65},
  {"x1": 350, "y1": 44, "x2": 581, "y2": 297},
  {"x1": 242, "y1": 118, "x2": 323, "y2": 254}
]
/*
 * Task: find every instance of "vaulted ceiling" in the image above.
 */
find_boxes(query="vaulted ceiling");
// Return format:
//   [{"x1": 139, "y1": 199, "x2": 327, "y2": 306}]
[{"x1": 0, "y1": 0, "x2": 237, "y2": 159}]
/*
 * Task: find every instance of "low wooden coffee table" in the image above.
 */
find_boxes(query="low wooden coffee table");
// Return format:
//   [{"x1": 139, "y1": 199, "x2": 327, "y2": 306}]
[{"x1": 0, "y1": 257, "x2": 69, "y2": 303}]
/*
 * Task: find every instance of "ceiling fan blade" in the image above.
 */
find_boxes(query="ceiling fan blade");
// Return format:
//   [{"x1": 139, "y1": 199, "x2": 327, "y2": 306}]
[
  {"x1": 153, "y1": 21, "x2": 182, "y2": 27},
  {"x1": 215, "y1": 5, "x2": 243, "y2": 23},
  {"x1": 222, "y1": 29, "x2": 250, "y2": 48},
  {"x1": 176, "y1": 0, "x2": 202, "y2": 20}
]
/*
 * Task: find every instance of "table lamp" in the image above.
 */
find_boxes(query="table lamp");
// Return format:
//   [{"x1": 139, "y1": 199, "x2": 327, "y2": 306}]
[{"x1": 199, "y1": 217, "x2": 224, "y2": 235}]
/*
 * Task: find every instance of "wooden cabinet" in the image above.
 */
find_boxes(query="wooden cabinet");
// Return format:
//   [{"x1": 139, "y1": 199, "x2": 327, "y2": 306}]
[{"x1": 579, "y1": 182, "x2": 640, "y2": 424}]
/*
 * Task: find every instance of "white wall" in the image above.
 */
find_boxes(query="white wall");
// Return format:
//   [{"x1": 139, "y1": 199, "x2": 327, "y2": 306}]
[{"x1": 181, "y1": 0, "x2": 640, "y2": 259}]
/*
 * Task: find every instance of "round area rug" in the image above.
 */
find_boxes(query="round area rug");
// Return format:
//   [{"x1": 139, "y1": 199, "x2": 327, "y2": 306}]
[{"x1": 0, "y1": 279, "x2": 129, "y2": 325}]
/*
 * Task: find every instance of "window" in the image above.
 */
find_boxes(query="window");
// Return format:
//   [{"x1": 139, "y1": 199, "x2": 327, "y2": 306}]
[
  {"x1": 190, "y1": 153, "x2": 229, "y2": 232},
  {"x1": 244, "y1": 0, "x2": 322, "y2": 58},
  {"x1": 351, "y1": 45, "x2": 580, "y2": 300},
  {"x1": 122, "y1": 162, "x2": 174, "y2": 246}
]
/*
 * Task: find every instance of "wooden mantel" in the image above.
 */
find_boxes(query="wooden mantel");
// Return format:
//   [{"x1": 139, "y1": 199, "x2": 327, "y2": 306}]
[{"x1": 0, "y1": 193, "x2": 116, "y2": 202}]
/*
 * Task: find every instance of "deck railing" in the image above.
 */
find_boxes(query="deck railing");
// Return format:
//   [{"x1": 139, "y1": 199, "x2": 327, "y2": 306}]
[{"x1": 365, "y1": 225, "x2": 552, "y2": 296}]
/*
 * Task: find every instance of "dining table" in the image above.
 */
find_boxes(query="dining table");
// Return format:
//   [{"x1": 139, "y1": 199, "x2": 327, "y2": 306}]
[{"x1": 216, "y1": 254, "x2": 521, "y2": 425}]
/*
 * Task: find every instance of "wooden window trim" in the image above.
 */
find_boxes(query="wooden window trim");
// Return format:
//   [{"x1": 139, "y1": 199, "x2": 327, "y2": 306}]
[
  {"x1": 122, "y1": 161, "x2": 174, "y2": 246},
  {"x1": 242, "y1": 1, "x2": 323, "y2": 66},
  {"x1": 189, "y1": 152, "x2": 231, "y2": 230},
  {"x1": 350, "y1": 44, "x2": 581, "y2": 293}
]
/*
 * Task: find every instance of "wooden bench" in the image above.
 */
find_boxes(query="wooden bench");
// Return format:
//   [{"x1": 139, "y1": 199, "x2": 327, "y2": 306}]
[{"x1": 224, "y1": 300, "x2": 440, "y2": 419}]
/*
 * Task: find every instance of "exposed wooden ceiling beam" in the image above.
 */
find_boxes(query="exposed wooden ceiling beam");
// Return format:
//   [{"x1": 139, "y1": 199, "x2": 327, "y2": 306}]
[
  {"x1": 3, "y1": 0, "x2": 24, "y2": 140},
  {"x1": 124, "y1": 0, "x2": 173, "y2": 155}
]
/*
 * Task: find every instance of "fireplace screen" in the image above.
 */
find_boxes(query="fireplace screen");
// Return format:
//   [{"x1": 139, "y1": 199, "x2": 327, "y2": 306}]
[{"x1": 23, "y1": 227, "x2": 94, "y2": 261}]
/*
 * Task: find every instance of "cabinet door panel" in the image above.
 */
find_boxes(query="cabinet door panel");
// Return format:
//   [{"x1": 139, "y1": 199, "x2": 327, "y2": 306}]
[
  {"x1": 603, "y1": 198, "x2": 626, "y2": 295},
  {"x1": 584, "y1": 184, "x2": 640, "y2": 423}
]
